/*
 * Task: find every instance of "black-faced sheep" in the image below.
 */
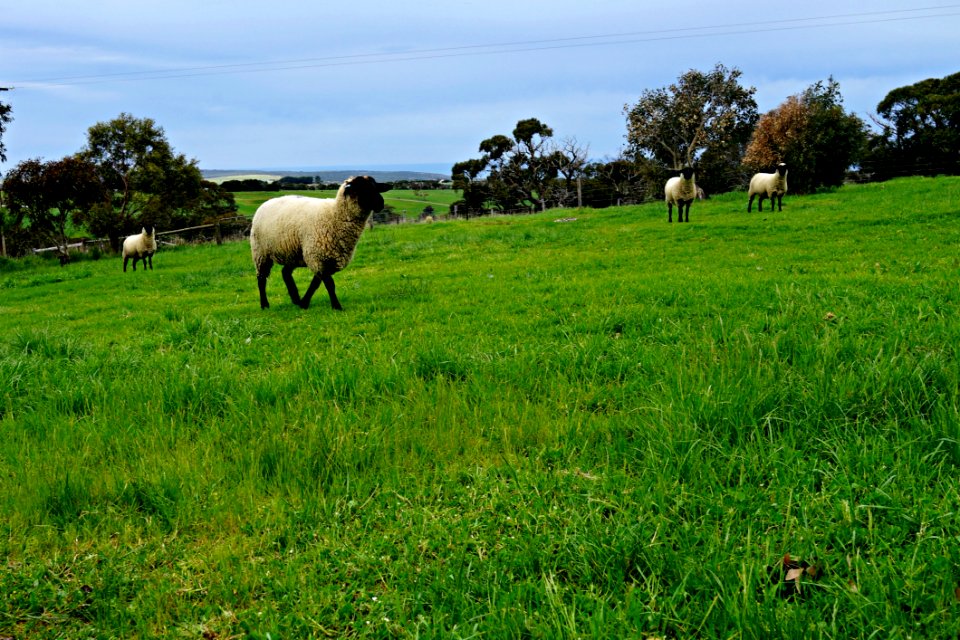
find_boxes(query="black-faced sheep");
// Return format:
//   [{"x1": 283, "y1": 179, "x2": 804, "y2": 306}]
[
  {"x1": 250, "y1": 175, "x2": 390, "y2": 311},
  {"x1": 747, "y1": 163, "x2": 788, "y2": 212},
  {"x1": 122, "y1": 225, "x2": 157, "y2": 272},
  {"x1": 665, "y1": 166, "x2": 696, "y2": 223}
]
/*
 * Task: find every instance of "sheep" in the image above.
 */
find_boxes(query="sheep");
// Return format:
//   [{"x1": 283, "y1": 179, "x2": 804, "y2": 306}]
[
  {"x1": 122, "y1": 225, "x2": 157, "y2": 272},
  {"x1": 747, "y1": 162, "x2": 788, "y2": 213},
  {"x1": 250, "y1": 175, "x2": 390, "y2": 311},
  {"x1": 664, "y1": 166, "x2": 696, "y2": 223}
]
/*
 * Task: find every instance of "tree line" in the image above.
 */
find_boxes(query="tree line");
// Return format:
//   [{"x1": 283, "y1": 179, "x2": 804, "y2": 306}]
[
  {"x1": 0, "y1": 114, "x2": 237, "y2": 261},
  {"x1": 0, "y1": 65, "x2": 957, "y2": 258},
  {"x1": 452, "y1": 64, "x2": 960, "y2": 215}
]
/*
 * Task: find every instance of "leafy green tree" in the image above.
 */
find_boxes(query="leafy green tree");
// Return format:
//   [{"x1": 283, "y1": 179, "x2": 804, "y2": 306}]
[
  {"x1": 194, "y1": 180, "x2": 238, "y2": 223},
  {"x1": 744, "y1": 78, "x2": 868, "y2": 192},
  {"x1": 624, "y1": 63, "x2": 758, "y2": 194},
  {"x1": 1, "y1": 158, "x2": 43, "y2": 257},
  {"x1": 862, "y1": 71, "x2": 960, "y2": 180},
  {"x1": 1, "y1": 156, "x2": 103, "y2": 260},
  {"x1": 450, "y1": 158, "x2": 491, "y2": 216},
  {"x1": 78, "y1": 113, "x2": 203, "y2": 248},
  {"x1": 452, "y1": 118, "x2": 561, "y2": 214}
]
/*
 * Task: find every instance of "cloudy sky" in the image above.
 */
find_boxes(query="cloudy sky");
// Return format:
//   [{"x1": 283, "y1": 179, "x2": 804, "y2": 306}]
[{"x1": 2, "y1": 1, "x2": 958, "y2": 175}]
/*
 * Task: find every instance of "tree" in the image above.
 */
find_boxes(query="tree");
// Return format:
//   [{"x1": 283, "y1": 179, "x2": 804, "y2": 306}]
[
  {"x1": 624, "y1": 63, "x2": 758, "y2": 194},
  {"x1": 2, "y1": 156, "x2": 103, "y2": 260},
  {"x1": 451, "y1": 118, "x2": 561, "y2": 214},
  {"x1": 78, "y1": 113, "x2": 203, "y2": 249},
  {"x1": 194, "y1": 180, "x2": 238, "y2": 223},
  {"x1": 550, "y1": 137, "x2": 590, "y2": 208},
  {"x1": 0, "y1": 90, "x2": 12, "y2": 164},
  {"x1": 579, "y1": 156, "x2": 648, "y2": 208},
  {"x1": 40, "y1": 157, "x2": 104, "y2": 262},
  {"x1": 1, "y1": 159, "x2": 44, "y2": 257},
  {"x1": 450, "y1": 158, "x2": 491, "y2": 216},
  {"x1": 862, "y1": 71, "x2": 960, "y2": 180},
  {"x1": 744, "y1": 77, "x2": 868, "y2": 192}
]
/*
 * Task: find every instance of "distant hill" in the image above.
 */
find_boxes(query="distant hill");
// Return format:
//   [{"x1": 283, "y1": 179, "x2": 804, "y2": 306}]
[{"x1": 202, "y1": 169, "x2": 450, "y2": 184}]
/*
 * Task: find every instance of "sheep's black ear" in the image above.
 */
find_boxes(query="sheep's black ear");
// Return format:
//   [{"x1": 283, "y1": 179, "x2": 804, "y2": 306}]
[{"x1": 377, "y1": 182, "x2": 391, "y2": 193}]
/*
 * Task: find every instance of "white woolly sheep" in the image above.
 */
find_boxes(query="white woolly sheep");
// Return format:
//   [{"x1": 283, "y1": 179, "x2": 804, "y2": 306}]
[
  {"x1": 747, "y1": 162, "x2": 788, "y2": 212},
  {"x1": 122, "y1": 225, "x2": 157, "y2": 272},
  {"x1": 664, "y1": 166, "x2": 696, "y2": 223},
  {"x1": 250, "y1": 175, "x2": 390, "y2": 311}
]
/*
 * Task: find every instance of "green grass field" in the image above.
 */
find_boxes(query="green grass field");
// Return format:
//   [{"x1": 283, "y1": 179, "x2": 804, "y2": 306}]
[
  {"x1": 233, "y1": 189, "x2": 462, "y2": 219},
  {"x1": 1, "y1": 177, "x2": 959, "y2": 638}
]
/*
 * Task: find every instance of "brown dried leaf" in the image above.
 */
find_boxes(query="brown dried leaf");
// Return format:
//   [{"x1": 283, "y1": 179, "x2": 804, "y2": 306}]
[{"x1": 785, "y1": 567, "x2": 804, "y2": 582}]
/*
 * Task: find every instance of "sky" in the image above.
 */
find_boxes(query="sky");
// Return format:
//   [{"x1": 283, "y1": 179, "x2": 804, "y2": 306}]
[{"x1": 2, "y1": 1, "x2": 958, "y2": 176}]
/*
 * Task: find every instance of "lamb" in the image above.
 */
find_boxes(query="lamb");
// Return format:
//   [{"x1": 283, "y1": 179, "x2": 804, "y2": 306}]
[
  {"x1": 747, "y1": 162, "x2": 788, "y2": 212},
  {"x1": 664, "y1": 166, "x2": 696, "y2": 223},
  {"x1": 250, "y1": 175, "x2": 390, "y2": 311},
  {"x1": 122, "y1": 225, "x2": 157, "y2": 272}
]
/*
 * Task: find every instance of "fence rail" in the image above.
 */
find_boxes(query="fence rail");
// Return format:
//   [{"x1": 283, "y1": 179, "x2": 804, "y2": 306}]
[{"x1": 31, "y1": 216, "x2": 252, "y2": 256}]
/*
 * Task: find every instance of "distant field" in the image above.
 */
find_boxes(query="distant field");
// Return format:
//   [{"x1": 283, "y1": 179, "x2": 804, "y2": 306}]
[
  {"x1": 1, "y1": 177, "x2": 959, "y2": 638},
  {"x1": 232, "y1": 188, "x2": 463, "y2": 218},
  {"x1": 206, "y1": 173, "x2": 284, "y2": 184}
]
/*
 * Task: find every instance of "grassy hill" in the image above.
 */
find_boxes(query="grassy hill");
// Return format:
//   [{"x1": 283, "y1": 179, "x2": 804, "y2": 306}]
[{"x1": 1, "y1": 177, "x2": 958, "y2": 638}]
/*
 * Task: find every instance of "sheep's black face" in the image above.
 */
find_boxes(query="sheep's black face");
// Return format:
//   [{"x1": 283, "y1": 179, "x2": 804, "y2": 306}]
[
  {"x1": 776, "y1": 163, "x2": 788, "y2": 176},
  {"x1": 681, "y1": 166, "x2": 695, "y2": 180},
  {"x1": 344, "y1": 176, "x2": 392, "y2": 215}
]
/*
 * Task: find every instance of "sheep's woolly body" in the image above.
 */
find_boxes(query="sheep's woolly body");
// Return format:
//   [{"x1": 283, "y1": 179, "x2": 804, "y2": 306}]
[
  {"x1": 250, "y1": 175, "x2": 390, "y2": 311},
  {"x1": 122, "y1": 226, "x2": 157, "y2": 272},
  {"x1": 664, "y1": 167, "x2": 697, "y2": 223},
  {"x1": 665, "y1": 175, "x2": 697, "y2": 203},
  {"x1": 748, "y1": 163, "x2": 788, "y2": 212},
  {"x1": 251, "y1": 195, "x2": 366, "y2": 275}
]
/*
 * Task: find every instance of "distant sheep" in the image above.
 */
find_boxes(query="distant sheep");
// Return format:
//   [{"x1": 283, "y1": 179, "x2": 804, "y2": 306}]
[
  {"x1": 664, "y1": 166, "x2": 696, "y2": 223},
  {"x1": 747, "y1": 162, "x2": 788, "y2": 212},
  {"x1": 122, "y1": 225, "x2": 157, "y2": 272},
  {"x1": 250, "y1": 175, "x2": 390, "y2": 311}
]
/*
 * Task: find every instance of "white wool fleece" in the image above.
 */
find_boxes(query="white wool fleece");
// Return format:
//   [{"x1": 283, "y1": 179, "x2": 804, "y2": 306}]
[
  {"x1": 250, "y1": 192, "x2": 367, "y2": 276},
  {"x1": 665, "y1": 174, "x2": 697, "y2": 204},
  {"x1": 122, "y1": 228, "x2": 156, "y2": 259}
]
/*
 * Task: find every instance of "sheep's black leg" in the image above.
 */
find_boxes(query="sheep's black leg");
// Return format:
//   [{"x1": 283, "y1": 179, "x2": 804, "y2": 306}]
[
  {"x1": 667, "y1": 203, "x2": 673, "y2": 223},
  {"x1": 322, "y1": 275, "x2": 343, "y2": 311},
  {"x1": 299, "y1": 273, "x2": 325, "y2": 310},
  {"x1": 747, "y1": 195, "x2": 754, "y2": 213},
  {"x1": 281, "y1": 264, "x2": 302, "y2": 306},
  {"x1": 776, "y1": 195, "x2": 783, "y2": 212},
  {"x1": 147, "y1": 255, "x2": 153, "y2": 270},
  {"x1": 123, "y1": 257, "x2": 129, "y2": 272},
  {"x1": 257, "y1": 276, "x2": 270, "y2": 309},
  {"x1": 682, "y1": 201, "x2": 690, "y2": 222},
  {"x1": 256, "y1": 260, "x2": 273, "y2": 309}
]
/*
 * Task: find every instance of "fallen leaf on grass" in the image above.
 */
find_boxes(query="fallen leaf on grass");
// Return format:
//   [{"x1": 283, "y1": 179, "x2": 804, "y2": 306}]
[{"x1": 770, "y1": 554, "x2": 822, "y2": 599}]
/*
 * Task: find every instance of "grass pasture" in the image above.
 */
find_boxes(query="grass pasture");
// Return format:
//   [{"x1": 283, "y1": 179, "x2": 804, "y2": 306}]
[{"x1": 1, "y1": 176, "x2": 959, "y2": 638}]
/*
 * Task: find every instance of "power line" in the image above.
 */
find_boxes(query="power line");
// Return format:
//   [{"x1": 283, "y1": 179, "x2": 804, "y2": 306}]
[{"x1": 8, "y1": 5, "x2": 960, "y2": 87}]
